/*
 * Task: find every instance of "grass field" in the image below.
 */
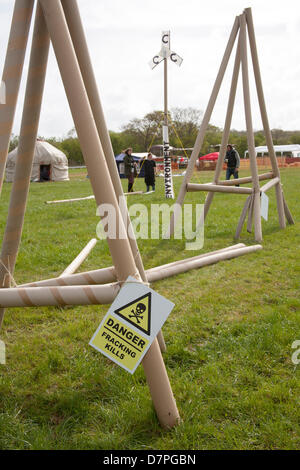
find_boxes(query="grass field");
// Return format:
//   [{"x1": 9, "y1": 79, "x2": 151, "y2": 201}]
[{"x1": 0, "y1": 167, "x2": 299, "y2": 450}]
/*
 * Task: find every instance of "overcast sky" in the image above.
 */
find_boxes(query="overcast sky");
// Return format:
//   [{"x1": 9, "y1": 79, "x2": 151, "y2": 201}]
[{"x1": 0, "y1": 0, "x2": 300, "y2": 138}]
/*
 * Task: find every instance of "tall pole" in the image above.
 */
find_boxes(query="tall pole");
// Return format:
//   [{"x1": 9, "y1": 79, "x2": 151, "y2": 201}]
[
  {"x1": 39, "y1": 0, "x2": 179, "y2": 428},
  {"x1": 245, "y1": 7, "x2": 288, "y2": 229},
  {"x1": 0, "y1": 0, "x2": 34, "y2": 196},
  {"x1": 239, "y1": 13, "x2": 262, "y2": 243},
  {"x1": 0, "y1": 2, "x2": 50, "y2": 328},
  {"x1": 149, "y1": 31, "x2": 182, "y2": 200},
  {"x1": 164, "y1": 57, "x2": 168, "y2": 127},
  {"x1": 203, "y1": 31, "x2": 241, "y2": 220},
  {"x1": 60, "y1": 0, "x2": 166, "y2": 353}
]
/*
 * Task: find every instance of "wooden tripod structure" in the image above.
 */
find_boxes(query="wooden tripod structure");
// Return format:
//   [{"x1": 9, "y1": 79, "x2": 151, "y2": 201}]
[{"x1": 169, "y1": 8, "x2": 294, "y2": 242}]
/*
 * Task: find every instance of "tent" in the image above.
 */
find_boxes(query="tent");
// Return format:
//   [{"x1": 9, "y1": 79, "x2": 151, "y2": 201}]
[
  {"x1": 115, "y1": 153, "x2": 146, "y2": 178},
  {"x1": 199, "y1": 152, "x2": 219, "y2": 160},
  {"x1": 6, "y1": 140, "x2": 69, "y2": 182},
  {"x1": 245, "y1": 144, "x2": 300, "y2": 158}
]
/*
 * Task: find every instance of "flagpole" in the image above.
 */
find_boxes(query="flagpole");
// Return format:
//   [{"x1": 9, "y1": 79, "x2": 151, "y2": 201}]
[
  {"x1": 164, "y1": 56, "x2": 168, "y2": 127},
  {"x1": 149, "y1": 31, "x2": 182, "y2": 199}
]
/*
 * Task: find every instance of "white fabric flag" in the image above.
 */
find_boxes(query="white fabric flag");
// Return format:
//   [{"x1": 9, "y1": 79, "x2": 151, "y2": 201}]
[
  {"x1": 169, "y1": 52, "x2": 183, "y2": 67},
  {"x1": 149, "y1": 54, "x2": 164, "y2": 70}
]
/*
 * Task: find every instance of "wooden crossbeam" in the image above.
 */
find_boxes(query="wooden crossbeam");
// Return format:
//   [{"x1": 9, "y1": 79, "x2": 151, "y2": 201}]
[{"x1": 187, "y1": 183, "x2": 253, "y2": 194}]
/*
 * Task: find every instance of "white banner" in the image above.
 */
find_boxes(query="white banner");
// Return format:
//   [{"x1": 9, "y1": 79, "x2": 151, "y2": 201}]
[
  {"x1": 163, "y1": 125, "x2": 174, "y2": 199},
  {"x1": 261, "y1": 192, "x2": 269, "y2": 221},
  {"x1": 148, "y1": 53, "x2": 164, "y2": 70},
  {"x1": 161, "y1": 30, "x2": 170, "y2": 49},
  {"x1": 169, "y1": 52, "x2": 183, "y2": 67}
]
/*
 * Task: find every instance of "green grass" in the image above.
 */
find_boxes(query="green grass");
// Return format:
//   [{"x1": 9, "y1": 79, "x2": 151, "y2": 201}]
[{"x1": 0, "y1": 167, "x2": 299, "y2": 450}]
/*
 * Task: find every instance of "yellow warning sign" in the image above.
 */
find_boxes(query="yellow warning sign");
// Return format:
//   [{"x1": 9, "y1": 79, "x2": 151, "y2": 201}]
[
  {"x1": 114, "y1": 293, "x2": 151, "y2": 335},
  {"x1": 90, "y1": 314, "x2": 149, "y2": 373}
]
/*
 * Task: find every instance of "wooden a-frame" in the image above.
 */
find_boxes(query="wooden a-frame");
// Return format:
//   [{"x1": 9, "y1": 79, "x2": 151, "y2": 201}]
[{"x1": 169, "y1": 8, "x2": 294, "y2": 242}]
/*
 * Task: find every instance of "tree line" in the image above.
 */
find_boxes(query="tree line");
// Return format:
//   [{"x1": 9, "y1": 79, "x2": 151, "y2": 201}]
[{"x1": 9, "y1": 107, "x2": 300, "y2": 164}]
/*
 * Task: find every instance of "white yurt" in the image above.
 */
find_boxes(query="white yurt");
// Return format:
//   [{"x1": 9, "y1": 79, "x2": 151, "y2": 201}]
[{"x1": 6, "y1": 140, "x2": 69, "y2": 182}]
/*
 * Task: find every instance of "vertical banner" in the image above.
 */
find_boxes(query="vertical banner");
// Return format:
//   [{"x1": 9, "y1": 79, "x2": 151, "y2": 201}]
[
  {"x1": 261, "y1": 191, "x2": 269, "y2": 221},
  {"x1": 163, "y1": 125, "x2": 174, "y2": 199}
]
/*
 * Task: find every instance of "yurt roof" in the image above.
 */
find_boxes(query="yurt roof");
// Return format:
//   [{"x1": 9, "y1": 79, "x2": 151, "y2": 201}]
[{"x1": 7, "y1": 140, "x2": 68, "y2": 166}]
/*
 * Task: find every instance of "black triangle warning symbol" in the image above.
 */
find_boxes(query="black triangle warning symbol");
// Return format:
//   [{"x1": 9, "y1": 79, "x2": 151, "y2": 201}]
[{"x1": 114, "y1": 293, "x2": 151, "y2": 335}]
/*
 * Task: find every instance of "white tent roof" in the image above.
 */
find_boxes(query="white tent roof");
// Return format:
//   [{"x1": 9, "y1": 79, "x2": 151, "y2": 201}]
[
  {"x1": 254, "y1": 144, "x2": 300, "y2": 153},
  {"x1": 6, "y1": 140, "x2": 69, "y2": 182}
]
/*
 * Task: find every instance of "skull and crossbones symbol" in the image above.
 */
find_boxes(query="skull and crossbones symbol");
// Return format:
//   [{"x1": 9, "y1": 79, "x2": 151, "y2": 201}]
[{"x1": 129, "y1": 302, "x2": 146, "y2": 324}]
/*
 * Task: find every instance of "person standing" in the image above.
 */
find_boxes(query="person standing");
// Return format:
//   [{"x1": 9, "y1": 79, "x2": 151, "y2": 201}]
[
  {"x1": 144, "y1": 152, "x2": 156, "y2": 192},
  {"x1": 225, "y1": 144, "x2": 240, "y2": 184},
  {"x1": 123, "y1": 147, "x2": 136, "y2": 192}
]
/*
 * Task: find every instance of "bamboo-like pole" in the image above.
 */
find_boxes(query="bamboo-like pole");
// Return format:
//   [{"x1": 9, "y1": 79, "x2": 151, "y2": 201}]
[
  {"x1": 60, "y1": 0, "x2": 166, "y2": 352},
  {"x1": 260, "y1": 177, "x2": 280, "y2": 193},
  {"x1": 203, "y1": 31, "x2": 241, "y2": 219},
  {"x1": 187, "y1": 183, "x2": 253, "y2": 195},
  {"x1": 45, "y1": 191, "x2": 143, "y2": 204},
  {"x1": 245, "y1": 7, "x2": 288, "y2": 229},
  {"x1": 282, "y1": 193, "x2": 295, "y2": 225},
  {"x1": 147, "y1": 243, "x2": 246, "y2": 273},
  {"x1": 247, "y1": 194, "x2": 254, "y2": 233},
  {"x1": 20, "y1": 266, "x2": 117, "y2": 288},
  {"x1": 168, "y1": 16, "x2": 240, "y2": 236},
  {"x1": 0, "y1": 3, "x2": 50, "y2": 328},
  {"x1": 20, "y1": 244, "x2": 246, "y2": 288},
  {"x1": 60, "y1": 238, "x2": 97, "y2": 276},
  {"x1": 235, "y1": 196, "x2": 252, "y2": 239},
  {"x1": 39, "y1": 0, "x2": 178, "y2": 427},
  {"x1": 239, "y1": 14, "x2": 262, "y2": 242},
  {"x1": 46, "y1": 195, "x2": 95, "y2": 204},
  {"x1": 0, "y1": 283, "x2": 120, "y2": 308},
  {"x1": 148, "y1": 245, "x2": 262, "y2": 282},
  {"x1": 217, "y1": 172, "x2": 273, "y2": 186},
  {"x1": 60, "y1": 0, "x2": 147, "y2": 280},
  {"x1": 0, "y1": 0, "x2": 34, "y2": 195}
]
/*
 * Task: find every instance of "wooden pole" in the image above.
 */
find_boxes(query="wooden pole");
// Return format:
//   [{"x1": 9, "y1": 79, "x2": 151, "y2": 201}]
[
  {"x1": 260, "y1": 177, "x2": 280, "y2": 193},
  {"x1": 245, "y1": 7, "x2": 288, "y2": 229},
  {"x1": 168, "y1": 16, "x2": 239, "y2": 236},
  {"x1": 0, "y1": 283, "x2": 119, "y2": 308},
  {"x1": 282, "y1": 193, "x2": 295, "y2": 225},
  {"x1": 60, "y1": 238, "x2": 97, "y2": 276},
  {"x1": 203, "y1": 30, "x2": 241, "y2": 219},
  {"x1": 187, "y1": 183, "x2": 253, "y2": 194},
  {"x1": 60, "y1": 0, "x2": 147, "y2": 281},
  {"x1": 0, "y1": 3, "x2": 50, "y2": 328},
  {"x1": 247, "y1": 194, "x2": 254, "y2": 233},
  {"x1": 60, "y1": 0, "x2": 166, "y2": 351},
  {"x1": 217, "y1": 171, "x2": 273, "y2": 186},
  {"x1": 20, "y1": 243, "x2": 247, "y2": 288},
  {"x1": 148, "y1": 245, "x2": 262, "y2": 282},
  {"x1": 0, "y1": 0, "x2": 34, "y2": 195},
  {"x1": 39, "y1": 0, "x2": 178, "y2": 428},
  {"x1": 21, "y1": 266, "x2": 117, "y2": 288},
  {"x1": 235, "y1": 195, "x2": 252, "y2": 239},
  {"x1": 46, "y1": 195, "x2": 95, "y2": 204},
  {"x1": 239, "y1": 14, "x2": 262, "y2": 242}
]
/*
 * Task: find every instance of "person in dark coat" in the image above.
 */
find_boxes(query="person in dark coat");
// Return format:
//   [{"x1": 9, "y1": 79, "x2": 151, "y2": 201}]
[
  {"x1": 123, "y1": 148, "x2": 136, "y2": 192},
  {"x1": 225, "y1": 144, "x2": 240, "y2": 185},
  {"x1": 143, "y1": 153, "x2": 156, "y2": 192}
]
